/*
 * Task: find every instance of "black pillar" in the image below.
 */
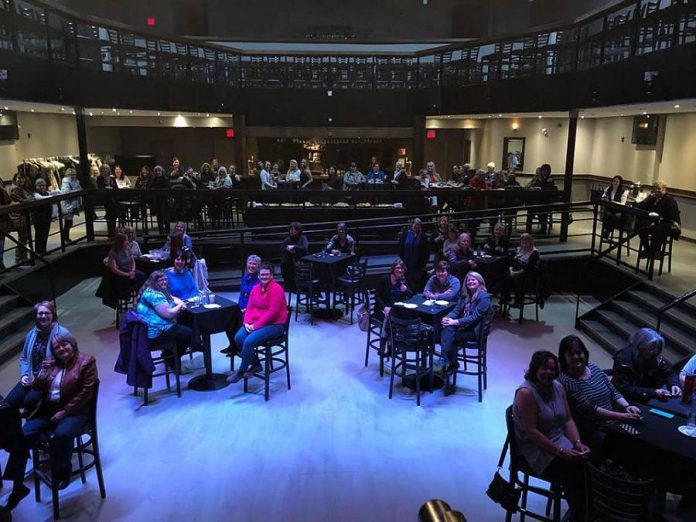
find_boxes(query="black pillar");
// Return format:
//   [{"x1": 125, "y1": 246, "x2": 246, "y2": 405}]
[
  {"x1": 560, "y1": 109, "x2": 578, "y2": 241},
  {"x1": 75, "y1": 106, "x2": 94, "y2": 240},
  {"x1": 413, "y1": 115, "x2": 425, "y2": 174},
  {"x1": 235, "y1": 113, "x2": 247, "y2": 176}
]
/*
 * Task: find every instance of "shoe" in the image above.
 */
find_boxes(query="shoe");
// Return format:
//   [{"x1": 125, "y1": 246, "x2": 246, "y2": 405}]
[
  {"x1": 446, "y1": 362, "x2": 460, "y2": 374},
  {"x1": 219, "y1": 346, "x2": 238, "y2": 356},
  {"x1": 226, "y1": 371, "x2": 245, "y2": 384},
  {"x1": 243, "y1": 360, "x2": 262, "y2": 378},
  {"x1": 4, "y1": 484, "x2": 30, "y2": 510}
]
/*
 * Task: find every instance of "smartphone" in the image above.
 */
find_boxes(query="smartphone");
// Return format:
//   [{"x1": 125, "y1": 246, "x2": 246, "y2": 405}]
[{"x1": 648, "y1": 408, "x2": 674, "y2": 419}]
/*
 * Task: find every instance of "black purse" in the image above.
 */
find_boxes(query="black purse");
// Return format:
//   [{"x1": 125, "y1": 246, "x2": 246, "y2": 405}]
[{"x1": 486, "y1": 434, "x2": 520, "y2": 513}]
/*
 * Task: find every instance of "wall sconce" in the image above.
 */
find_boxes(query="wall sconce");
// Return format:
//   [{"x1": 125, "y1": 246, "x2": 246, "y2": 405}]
[
  {"x1": 511, "y1": 122, "x2": 519, "y2": 132},
  {"x1": 541, "y1": 128, "x2": 548, "y2": 137}
]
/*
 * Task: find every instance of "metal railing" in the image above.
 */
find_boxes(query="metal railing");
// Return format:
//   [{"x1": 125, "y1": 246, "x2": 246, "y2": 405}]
[
  {"x1": 656, "y1": 287, "x2": 696, "y2": 332},
  {"x1": 0, "y1": 0, "x2": 693, "y2": 90}
]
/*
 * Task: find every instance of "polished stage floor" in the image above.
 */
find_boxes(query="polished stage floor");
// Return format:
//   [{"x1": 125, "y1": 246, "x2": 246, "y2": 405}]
[{"x1": 0, "y1": 277, "x2": 620, "y2": 522}]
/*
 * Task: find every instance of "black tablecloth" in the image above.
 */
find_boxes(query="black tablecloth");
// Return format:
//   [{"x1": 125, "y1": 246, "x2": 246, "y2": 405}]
[
  {"x1": 647, "y1": 397, "x2": 690, "y2": 417},
  {"x1": 181, "y1": 295, "x2": 240, "y2": 346},
  {"x1": 302, "y1": 252, "x2": 355, "y2": 291}
]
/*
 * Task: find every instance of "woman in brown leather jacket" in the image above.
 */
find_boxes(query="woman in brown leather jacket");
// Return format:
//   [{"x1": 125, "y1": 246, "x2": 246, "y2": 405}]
[{"x1": 21, "y1": 332, "x2": 98, "y2": 491}]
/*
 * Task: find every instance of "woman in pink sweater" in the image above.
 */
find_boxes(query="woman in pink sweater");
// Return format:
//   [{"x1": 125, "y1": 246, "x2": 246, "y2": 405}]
[{"x1": 227, "y1": 263, "x2": 288, "y2": 383}]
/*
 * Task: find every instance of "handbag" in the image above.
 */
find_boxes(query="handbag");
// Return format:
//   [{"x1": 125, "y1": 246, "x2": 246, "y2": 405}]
[
  {"x1": 357, "y1": 303, "x2": 369, "y2": 332},
  {"x1": 486, "y1": 434, "x2": 520, "y2": 513}
]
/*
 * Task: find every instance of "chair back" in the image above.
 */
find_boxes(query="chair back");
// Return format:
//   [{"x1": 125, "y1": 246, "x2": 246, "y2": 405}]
[
  {"x1": 504, "y1": 405, "x2": 521, "y2": 469},
  {"x1": 87, "y1": 379, "x2": 100, "y2": 432},
  {"x1": 588, "y1": 462, "x2": 654, "y2": 521},
  {"x1": 294, "y1": 260, "x2": 314, "y2": 283},
  {"x1": 389, "y1": 315, "x2": 428, "y2": 353},
  {"x1": 479, "y1": 304, "x2": 495, "y2": 343}
]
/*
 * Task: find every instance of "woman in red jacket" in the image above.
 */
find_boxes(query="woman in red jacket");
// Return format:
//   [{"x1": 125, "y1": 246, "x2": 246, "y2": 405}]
[
  {"x1": 21, "y1": 332, "x2": 98, "y2": 492},
  {"x1": 227, "y1": 263, "x2": 288, "y2": 384}
]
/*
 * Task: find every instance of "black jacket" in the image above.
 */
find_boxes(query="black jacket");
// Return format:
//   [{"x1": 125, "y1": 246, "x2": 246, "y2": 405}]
[
  {"x1": 611, "y1": 346, "x2": 680, "y2": 402},
  {"x1": 637, "y1": 193, "x2": 680, "y2": 227},
  {"x1": 374, "y1": 275, "x2": 413, "y2": 318}
]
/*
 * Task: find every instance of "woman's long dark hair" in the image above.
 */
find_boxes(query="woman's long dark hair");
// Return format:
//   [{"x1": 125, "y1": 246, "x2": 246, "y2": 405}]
[{"x1": 524, "y1": 350, "x2": 559, "y2": 384}]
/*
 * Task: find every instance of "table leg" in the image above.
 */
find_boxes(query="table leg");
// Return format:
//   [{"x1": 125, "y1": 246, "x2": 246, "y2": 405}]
[{"x1": 188, "y1": 333, "x2": 229, "y2": 391}]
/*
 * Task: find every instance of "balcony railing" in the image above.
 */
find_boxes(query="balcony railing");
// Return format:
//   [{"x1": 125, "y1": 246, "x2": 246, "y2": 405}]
[{"x1": 1, "y1": 0, "x2": 694, "y2": 90}]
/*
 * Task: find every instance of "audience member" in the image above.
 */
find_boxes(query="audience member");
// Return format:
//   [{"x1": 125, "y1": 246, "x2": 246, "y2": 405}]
[
  {"x1": 423, "y1": 260, "x2": 460, "y2": 301},
  {"x1": 60, "y1": 167, "x2": 82, "y2": 243},
  {"x1": 483, "y1": 222, "x2": 509, "y2": 256},
  {"x1": 398, "y1": 218, "x2": 429, "y2": 291},
  {"x1": 6, "y1": 301, "x2": 70, "y2": 411},
  {"x1": 448, "y1": 232, "x2": 477, "y2": 282},
  {"x1": 375, "y1": 259, "x2": 413, "y2": 321},
  {"x1": 343, "y1": 163, "x2": 365, "y2": 189},
  {"x1": 513, "y1": 351, "x2": 589, "y2": 522},
  {"x1": 134, "y1": 165, "x2": 152, "y2": 189},
  {"x1": 286, "y1": 160, "x2": 301, "y2": 184},
  {"x1": 134, "y1": 270, "x2": 192, "y2": 364},
  {"x1": 425, "y1": 161, "x2": 441, "y2": 183},
  {"x1": 600, "y1": 175, "x2": 628, "y2": 238},
  {"x1": 636, "y1": 180, "x2": 681, "y2": 258},
  {"x1": 440, "y1": 271, "x2": 490, "y2": 371},
  {"x1": 9, "y1": 173, "x2": 32, "y2": 265},
  {"x1": 114, "y1": 164, "x2": 132, "y2": 189},
  {"x1": 558, "y1": 335, "x2": 641, "y2": 451},
  {"x1": 227, "y1": 263, "x2": 287, "y2": 384},
  {"x1": 325, "y1": 222, "x2": 355, "y2": 255},
  {"x1": 166, "y1": 252, "x2": 198, "y2": 300},
  {"x1": 0, "y1": 395, "x2": 28, "y2": 510},
  {"x1": 611, "y1": 328, "x2": 681, "y2": 403},
  {"x1": 31, "y1": 178, "x2": 59, "y2": 255},
  {"x1": 367, "y1": 162, "x2": 385, "y2": 182},
  {"x1": 502, "y1": 233, "x2": 538, "y2": 306},
  {"x1": 280, "y1": 221, "x2": 308, "y2": 291}
]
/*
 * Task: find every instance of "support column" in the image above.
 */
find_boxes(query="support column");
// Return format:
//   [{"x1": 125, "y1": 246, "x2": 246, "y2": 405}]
[
  {"x1": 235, "y1": 113, "x2": 247, "y2": 176},
  {"x1": 560, "y1": 109, "x2": 578, "y2": 242},
  {"x1": 413, "y1": 115, "x2": 425, "y2": 175},
  {"x1": 75, "y1": 106, "x2": 94, "y2": 240}
]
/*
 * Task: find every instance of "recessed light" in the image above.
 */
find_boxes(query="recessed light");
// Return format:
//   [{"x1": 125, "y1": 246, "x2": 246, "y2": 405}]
[
  {"x1": 498, "y1": 114, "x2": 502, "y2": 117},
  {"x1": 129, "y1": 110, "x2": 133, "y2": 114},
  {"x1": 206, "y1": 113, "x2": 210, "y2": 117},
  {"x1": 3, "y1": 106, "x2": 8, "y2": 110},
  {"x1": 60, "y1": 107, "x2": 65, "y2": 111},
  {"x1": 30, "y1": 109, "x2": 34, "y2": 112},
  {"x1": 112, "y1": 108, "x2": 116, "y2": 112},
  {"x1": 89, "y1": 112, "x2": 93, "y2": 116},
  {"x1": 580, "y1": 115, "x2": 585, "y2": 119},
  {"x1": 157, "y1": 112, "x2": 161, "y2": 116},
  {"x1": 538, "y1": 115, "x2": 542, "y2": 119},
  {"x1": 674, "y1": 104, "x2": 680, "y2": 109},
  {"x1": 642, "y1": 111, "x2": 647, "y2": 115}
]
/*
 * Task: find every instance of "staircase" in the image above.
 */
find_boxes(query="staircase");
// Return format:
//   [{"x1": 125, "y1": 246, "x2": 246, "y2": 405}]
[
  {"x1": 0, "y1": 290, "x2": 35, "y2": 366},
  {"x1": 577, "y1": 281, "x2": 696, "y2": 366}
]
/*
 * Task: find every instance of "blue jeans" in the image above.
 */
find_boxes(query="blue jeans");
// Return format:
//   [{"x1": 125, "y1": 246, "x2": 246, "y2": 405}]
[
  {"x1": 234, "y1": 324, "x2": 285, "y2": 371},
  {"x1": 23, "y1": 408, "x2": 88, "y2": 476},
  {"x1": 440, "y1": 325, "x2": 476, "y2": 365}
]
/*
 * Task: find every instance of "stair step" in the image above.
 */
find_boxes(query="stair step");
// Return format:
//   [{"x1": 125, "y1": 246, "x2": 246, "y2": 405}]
[
  {"x1": 577, "y1": 317, "x2": 627, "y2": 357},
  {"x1": 0, "y1": 307, "x2": 34, "y2": 338},
  {"x1": 627, "y1": 290, "x2": 696, "y2": 328},
  {"x1": 0, "y1": 330, "x2": 27, "y2": 367},
  {"x1": 611, "y1": 301, "x2": 692, "y2": 358},
  {"x1": 0, "y1": 294, "x2": 21, "y2": 316},
  {"x1": 593, "y1": 308, "x2": 684, "y2": 363}
]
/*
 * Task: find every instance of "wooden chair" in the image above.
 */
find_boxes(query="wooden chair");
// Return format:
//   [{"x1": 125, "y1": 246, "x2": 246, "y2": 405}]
[{"x1": 587, "y1": 462, "x2": 654, "y2": 521}]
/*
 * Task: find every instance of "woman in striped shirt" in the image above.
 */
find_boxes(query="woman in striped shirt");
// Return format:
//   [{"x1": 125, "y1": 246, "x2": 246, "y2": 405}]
[{"x1": 558, "y1": 335, "x2": 642, "y2": 450}]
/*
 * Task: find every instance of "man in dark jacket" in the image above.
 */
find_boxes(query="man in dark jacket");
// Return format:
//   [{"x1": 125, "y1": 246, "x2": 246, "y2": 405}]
[
  {"x1": 637, "y1": 180, "x2": 680, "y2": 258},
  {"x1": 398, "y1": 218, "x2": 430, "y2": 292}
]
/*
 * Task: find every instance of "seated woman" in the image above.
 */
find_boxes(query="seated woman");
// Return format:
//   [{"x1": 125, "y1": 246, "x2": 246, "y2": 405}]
[
  {"x1": 119, "y1": 225, "x2": 142, "y2": 257},
  {"x1": 513, "y1": 351, "x2": 590, "y2": 522},
  {"x1": 483, "y1": 222, "x2": 510, "y2": 256},
  {"x1": 601, "y1": 175, "x2": 628, "y2": 239},
  {"x1": 134, "y1": 270, "x2": 192, "y2": 363},
  {"x1": 442, "y1": 226, "x2": 459, "y2": 262},
  {"x1": 325, "y1": 222, "x2": 355, "y2": 255},
  {"x1": 502, "y1": 233, "x2": 539, "y2": 306},
  {"x1": 106, "y1": 232, "x2": 146, "y2": 294},
  {"x1": 612, "y1": 327, "x2": 681, "y2": 403},
  {"x1": 558, "y1": 335, "x2": 641, "y2": 449},
  {"x1": 279, "y1": 221, "x2": 309, "y2": 291},
  {"x1": 375, "y1": 259, "x2": 413, "y2": 321},
  {"x1": 6, "y1": 301, "x2": 70, "y2": 411},
  {"x1": 221, "y1": 255, "x2": 261, "y2": 356},
  {"x1": 163, "y1": 221, "x2": 193, "y2": 253},
  {"x1": 423, "y1": 261, "x2": 460, "y2": 302},
  {"x1": 447, "y1": 232, "x2": 477, "y2": 282},
  {"x1": 439, "y1": 271, "x2": 490, "y2": 371},
  {"x1": 166, "y1": 252, "x2": 198, "y2": 301},
  {"x1": 21, "y1": 332, "x2": 98, "y2": 490},
  {"x1": 227, "y1": 263, "x2": 288, "y2": 384}
]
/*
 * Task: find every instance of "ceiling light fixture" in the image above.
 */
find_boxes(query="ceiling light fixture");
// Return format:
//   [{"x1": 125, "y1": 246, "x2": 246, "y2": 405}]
[{"x1": 674, "y1": 104, "x2": 680, "y2": 109}]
